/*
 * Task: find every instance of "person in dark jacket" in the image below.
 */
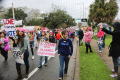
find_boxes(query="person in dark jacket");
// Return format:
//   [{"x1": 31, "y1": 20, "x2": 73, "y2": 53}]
[
  {"x1": 100, "y1": 22, "x2": 120, "y2": 78},
  {"x1": 78, "y1": 29, "x2": 84, "y2": 46},
  {"x1": 49, "y1": 30, "x2": 55, "y2": 43},
  {"x1": 58, "y1": 30, "x2": 73, "y2": 80},
  {"x1": 55, "y1": 29, "x2": 58, "y2": 37}
]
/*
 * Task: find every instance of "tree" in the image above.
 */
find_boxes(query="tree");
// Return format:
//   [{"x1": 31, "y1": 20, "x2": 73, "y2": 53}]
[
  {"x1": 17, "y1": 6, "x2": 41, "y2": 21},
  {"x1": 41, "y1": 9, "x2": 76, "y2": 29},
  {"x1": 26, "y1": 18, "x2": 43, "y2": 26},
  {"x1": 88, "y1": 0, "x2": 118, "y2": 28},
  {"x1": 4, "y1": 8, "x2": 27, "y2": 25},
  {"x1": 78, "y1": 22, "x2": 82, "y2": 27},
  {"x1": 26, "y1": 4, "x2": 76, "y2": 28}
]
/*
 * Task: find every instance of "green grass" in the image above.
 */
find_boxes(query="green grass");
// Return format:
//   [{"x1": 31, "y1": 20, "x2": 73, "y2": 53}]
[
  {"x1": 93, "y1": 35, "x2": 112, "y2": 47},
  {"x1": 105, "y1": 35, "x2": 112, "y2": 47},
  {"x1": 79, "y1": 44, "x2": 114, "y2": 80}
]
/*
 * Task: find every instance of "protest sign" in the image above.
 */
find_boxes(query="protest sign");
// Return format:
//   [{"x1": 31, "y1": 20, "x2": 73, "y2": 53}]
[
  {"x1": 37, "y1": 41, "x2": 56, "y2": 57},
  {"x1": 11, "y1": 47, "x2": 24, "y2": 64},
  {"x1": 3, "y1": 19, "x2": 16, "y2": 37}
]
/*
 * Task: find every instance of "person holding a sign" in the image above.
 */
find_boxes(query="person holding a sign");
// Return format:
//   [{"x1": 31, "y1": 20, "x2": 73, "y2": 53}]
[
  {"x1": 37, "y1": 31, "x2": 49, "y2": 68},
  {"x1": 15, "y1": 28, "x2": 30, "y2": 80},
  {"x1": 58, "y1": 30, "x2": 73, "y2": 80},
  {"x1": 0, "y1": 30, "x2": 10, "y2": 63}
]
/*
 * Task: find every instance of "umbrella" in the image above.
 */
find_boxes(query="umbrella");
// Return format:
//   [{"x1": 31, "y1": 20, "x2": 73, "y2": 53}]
[{"x1": 97, "y1": 23, "x2": 109, "y2": 32}]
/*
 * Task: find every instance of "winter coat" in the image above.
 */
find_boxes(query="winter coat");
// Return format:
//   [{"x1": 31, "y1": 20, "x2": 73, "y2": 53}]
[
  {"x1": 49, "y1": 35, "x2": 55, "y2": 43},
  {"x1": 0, "y1": 37, "x2": 10, "y2": 51},
  {"x1": 78, "y1": 30, "x2": 84, "y2": 39},
  {"x1": 102, "y1": 28, "x2": 120, "y2": 57},
  {"x1": 83, "y1": 31, "x2": 92, "y2": 42}
]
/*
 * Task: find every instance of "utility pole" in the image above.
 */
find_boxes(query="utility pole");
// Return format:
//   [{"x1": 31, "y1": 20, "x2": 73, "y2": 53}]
[
  {"x1": 83, "y1": 3, "x2": 84, "y2": 19},
  {"x1": 85, "y1": 7, "x2": 86, "y2": 18},
  {"x1": 12, "y1": 3, "x2": 15, "y2": 20}
]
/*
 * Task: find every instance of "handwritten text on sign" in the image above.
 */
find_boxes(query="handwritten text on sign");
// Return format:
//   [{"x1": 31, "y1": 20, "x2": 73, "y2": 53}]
[
  {"x1": 37, "y1": 41, "x2": 56, "y2": 57},
  {"x1": 11, "y1": 47, "x2": 24, "y2": 64},
  {"x1": 3, "y1": 19, "x2": 16, "y2": 37}
]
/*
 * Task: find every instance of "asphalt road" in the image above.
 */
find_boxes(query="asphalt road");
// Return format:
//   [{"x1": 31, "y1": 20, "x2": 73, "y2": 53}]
[
  {"x1": 0, "y1": 41, "x2": 59, "y2": 80},
  {"x1": 0, "y1": 40, "x2": 75, "y2": 80}
]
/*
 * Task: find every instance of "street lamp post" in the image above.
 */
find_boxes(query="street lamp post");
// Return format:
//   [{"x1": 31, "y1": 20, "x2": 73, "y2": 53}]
[
  {"x1": 77, "y1": 2, "x2": 84, "y2": 19},
  {"x1": 12, "y1": 3, "x2": 15, "y2": 20}
]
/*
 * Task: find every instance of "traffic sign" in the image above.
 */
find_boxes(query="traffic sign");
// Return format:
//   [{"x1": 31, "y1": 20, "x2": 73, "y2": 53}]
[
  {"x1": 81, "y1": 19, "x2": 87, "y2": 26},
  {"x1": 76, "y1": 18, "x2": 81, "y2": 20},
  {"x1": 81, "y1": 19, "x2": 87, "y2": 22}
]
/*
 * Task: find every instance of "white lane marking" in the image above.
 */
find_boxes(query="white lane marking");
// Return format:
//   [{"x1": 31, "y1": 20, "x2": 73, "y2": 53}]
[{"x1": 23, "y1": 50, "x2": 58, "y2": 80}]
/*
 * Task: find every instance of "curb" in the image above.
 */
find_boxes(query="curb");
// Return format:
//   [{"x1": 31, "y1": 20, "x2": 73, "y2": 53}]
[{"x1": 71, "y1": 36, "x2": 79, "y2": 80}]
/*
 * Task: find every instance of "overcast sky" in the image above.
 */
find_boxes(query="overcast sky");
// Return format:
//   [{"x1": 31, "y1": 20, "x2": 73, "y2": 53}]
[{"x1": 1, "y1": 0, "x2": 120, "y2": 20}]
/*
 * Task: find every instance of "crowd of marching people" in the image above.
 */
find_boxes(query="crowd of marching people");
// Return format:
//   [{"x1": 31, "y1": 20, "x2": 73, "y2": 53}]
[
  {"x1": 0, "y1": 27, "x2": 76, "y2": 80},
  {"x1": 1, "y1": 21, "x2": 120, "y2": 79}
]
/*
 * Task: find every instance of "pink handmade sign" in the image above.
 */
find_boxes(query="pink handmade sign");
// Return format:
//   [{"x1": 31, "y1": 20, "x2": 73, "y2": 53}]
[{"x1": 37, "y1": 41, "x2": 56, "y2": 57}]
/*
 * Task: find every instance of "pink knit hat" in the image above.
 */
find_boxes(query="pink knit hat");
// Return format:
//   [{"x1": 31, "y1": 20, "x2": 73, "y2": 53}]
[
  {"x1": 88, "y1": 27, "x2": 91, "y2": 31},
  {"x1": 70, "y1": 30, "x2": 73, "y2": 33},
  {"x1": 18, "y1": 28, "x2": 25, "y2": 32}
]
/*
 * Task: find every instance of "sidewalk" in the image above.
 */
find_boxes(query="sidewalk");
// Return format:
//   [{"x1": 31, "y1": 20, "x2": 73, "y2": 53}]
[
  {"x1": 90, "y1": 39, "x2": 114, "y2": 71},
  {"x1": 63, "y1": 39, "x2": 79, "y2": 80}
]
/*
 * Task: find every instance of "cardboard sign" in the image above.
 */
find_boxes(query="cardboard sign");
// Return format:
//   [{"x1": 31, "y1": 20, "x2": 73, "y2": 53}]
[
  {"x1": 3, "y1": 19, "x2": 16, "y2": 37},
  {"x1": 11, "y1": 47, "x2": 24, "y2": 64},
  {"x1": 37, "y1": 41, "x2": 56, "y2": 57}
]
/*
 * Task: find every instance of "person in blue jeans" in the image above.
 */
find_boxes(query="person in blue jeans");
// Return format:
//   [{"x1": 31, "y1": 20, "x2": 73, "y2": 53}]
[
  {"x1": 97, "y1": 37, "x2": 104, "y2": 52},
  {"x1": 37, "y1": 31, "x2": 49, "y2": 68},
  {"x1": 58, "y1": 30, "x2": 73, "y2": 80},
  {"x1": 14, "y1": 28, "x2": 30, "y2": 80}
]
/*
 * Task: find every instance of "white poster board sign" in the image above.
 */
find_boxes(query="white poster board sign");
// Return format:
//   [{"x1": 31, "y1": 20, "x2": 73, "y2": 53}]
[
  {"x1": 11, "y1": 47, "x2": 24, "y2": 64},
  {"x1": 37, "y1": 41, "x2": 56, "y2": 57},
  {"x1": 3, "y1": 19, "x2": 16, "y2": 37}
]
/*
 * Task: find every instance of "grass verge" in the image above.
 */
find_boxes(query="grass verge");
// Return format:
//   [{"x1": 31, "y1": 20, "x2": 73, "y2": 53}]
[{"x1": 79, "y1": 44, "x2": 114, "y2": 80}]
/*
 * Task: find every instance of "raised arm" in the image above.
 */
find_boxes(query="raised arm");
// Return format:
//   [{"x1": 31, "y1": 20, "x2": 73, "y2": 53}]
[{"x1": 102, "y1": 28, "x2": 113, "y2": 35}]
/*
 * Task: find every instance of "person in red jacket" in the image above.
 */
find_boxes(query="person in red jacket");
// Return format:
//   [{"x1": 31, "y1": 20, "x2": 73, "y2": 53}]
[
  {"x1": 56, "y1": 31, "x2": 61, "y2": 45},
  {"x1": 97, "y1": 25, "x2": 104, "y2": 52}
]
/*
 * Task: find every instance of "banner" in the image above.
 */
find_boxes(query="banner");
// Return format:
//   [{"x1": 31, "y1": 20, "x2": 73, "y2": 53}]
[
  {"x1": 37, "y1": 41, "x2": 56, "y2": 57},
  {"x1": 15, "y1": 20, "x2": 22, "y2": 26},
  {"x1": 11, "y1": 47, "x2": 24, "y2": 64},
  {"x1": 3, "y1": 19, "x2": 16, "y2": 37}
]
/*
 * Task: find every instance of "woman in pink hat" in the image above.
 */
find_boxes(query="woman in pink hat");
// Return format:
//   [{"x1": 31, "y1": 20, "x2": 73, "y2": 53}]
[
  {"x1": 83, "y1": 27, "x2": 93, "y2": 53},
  {"x1": 14, "y1": 28, "x2": 30, "y2": 79}
]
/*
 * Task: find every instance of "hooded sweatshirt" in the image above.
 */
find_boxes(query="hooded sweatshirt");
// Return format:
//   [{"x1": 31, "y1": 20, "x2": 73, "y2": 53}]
[{"x1": 83, "y1": 31, "x2": 92, "y2": 42}]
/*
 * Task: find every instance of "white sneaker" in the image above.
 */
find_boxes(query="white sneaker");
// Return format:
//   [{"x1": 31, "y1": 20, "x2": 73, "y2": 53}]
[
  {"x1": 110, "y1": 74, "x2": 118, "y2": 78},
  {"x1": 58, "y1": 77, "x2": 62, "y2": 80},
  {"x1": 99, "y1": 51, "x2": 102, "y2": 53},
  {"x1": 31, "y1": 56, "x2": 34, "y2": 60}
]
